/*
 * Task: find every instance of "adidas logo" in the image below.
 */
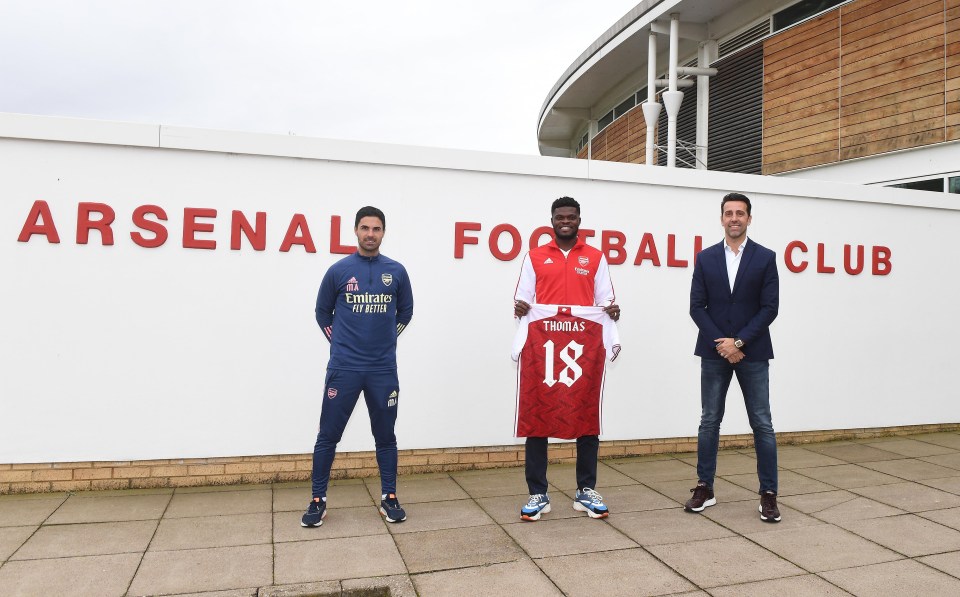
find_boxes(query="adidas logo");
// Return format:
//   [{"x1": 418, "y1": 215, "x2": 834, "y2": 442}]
[
  {"x1": 544, "y1": 258, "x2": 553, "y2": 264},
  {"x1": 347, "y1": 277, "x2": 358, "y2": 283},
  {"x1": 389, "y1": 390, "x2": 398, "y2": 398}
]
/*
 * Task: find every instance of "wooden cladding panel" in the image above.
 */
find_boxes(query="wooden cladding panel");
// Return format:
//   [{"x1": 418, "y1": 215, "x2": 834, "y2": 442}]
[
  {"x1": 762, "y1": 10, "x2": 839, "y2": 174},
  {"x1": 948, "y1": 0, "x2": 960, "y2": 140},
  {"x1": 578, "y1": 106, "x2": 647, "y2": 164},
  {"x1": 839, "y1": 0, "x2": 945, "y2": 159}
]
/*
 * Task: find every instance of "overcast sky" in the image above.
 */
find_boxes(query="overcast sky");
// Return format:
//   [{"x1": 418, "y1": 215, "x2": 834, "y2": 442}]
[{"x1": 0, "y1": 1, "x2": 639, "y2": 155}]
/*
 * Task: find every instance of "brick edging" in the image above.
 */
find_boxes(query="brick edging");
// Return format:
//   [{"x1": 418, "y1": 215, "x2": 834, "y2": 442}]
[{"x1": 2, "y1": 423, "x2": 957, "y2": 494}]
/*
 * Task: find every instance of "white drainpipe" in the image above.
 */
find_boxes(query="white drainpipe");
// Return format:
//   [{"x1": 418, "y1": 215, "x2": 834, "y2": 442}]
[
  {"x1": 641, "y1": 31, "x2": 661, "y2": 166},
  {"x1": 662, "y1": 14, "x2": 684, "y2": 168}
]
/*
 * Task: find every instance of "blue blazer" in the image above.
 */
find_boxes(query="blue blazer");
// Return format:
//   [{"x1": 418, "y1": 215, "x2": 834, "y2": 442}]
[{"x1": 690, "y1": 239, "x2": 779, "y2": 360}]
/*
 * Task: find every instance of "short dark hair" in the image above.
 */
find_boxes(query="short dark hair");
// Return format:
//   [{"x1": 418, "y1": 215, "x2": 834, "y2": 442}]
[
  {"x1": 551, "y1": 196, "x2": 580, "y2": 216},
  {"x1": 721, "y1": 192, "x2": 751, "y2": 215},
  {"x1": 355, "y1": 206, "x2": 385, "y2": 228}
]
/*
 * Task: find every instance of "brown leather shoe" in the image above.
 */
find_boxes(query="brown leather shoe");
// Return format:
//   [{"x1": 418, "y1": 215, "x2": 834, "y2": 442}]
[
  {"x1": 759, "y1": 491, "x2": 781, "y2": 522},
  {"x1": 684, "y1": 482, "x2": 716, "y2": 512}
]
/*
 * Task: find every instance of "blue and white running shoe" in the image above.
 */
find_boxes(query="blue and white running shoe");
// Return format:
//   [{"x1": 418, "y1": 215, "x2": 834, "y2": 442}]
[
  {"x1": 574, "y1": 488, "x2": 609, "y2": 519},
  {"x1": 520, "y1": 493, "x2": 551, "y2": 521}
]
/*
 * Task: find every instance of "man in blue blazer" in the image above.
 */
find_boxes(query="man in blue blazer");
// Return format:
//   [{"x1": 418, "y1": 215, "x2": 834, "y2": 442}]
[{"x1": 685, "y1": 192, "x2": 781, "y2": 522}]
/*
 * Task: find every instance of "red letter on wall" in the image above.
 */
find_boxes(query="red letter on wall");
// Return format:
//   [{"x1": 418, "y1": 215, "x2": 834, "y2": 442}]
[
  {"x1": 785, "y1": 240, "x2": 808, "y2": 273},
  {"x1": 183, "y1": 208, "x2": 217, "y2": 250},
  {"x1": 489, "y1": 224, "x2": 521, "y2": 261},
  {"x1": 633, "y1": 232, "x2": 661, "y2": 266},
  {"x1": 666, "y1": 234, "x2": 688, "y2": 268},
  {"x1": 528, "y1": 226, "x2": 553, "y2": 250},
  {"x1": 17, "y1": 200, "x2": 61, "y2": 243},
  {"x1": 601, "y1": 230, "x2": 627, "y2": 265},
  {"x1": 231, "y1": 211, "x2": 266, "y2": 251},
  {"x1": 131, "y1": 205, "x2": 169, "y2": 248},
  {"x1": 872, "y1": 246, "x2": 892, "y2": 275},
  {"x1": 77, "y1": 202, "x2": 116, "y2": 245},
  {"x1": 454, "y1": 222, "x2": 481, "y2": 258},
  {"x1": 329, "y1": 215, "x2": 356, "y2": 254},
  {"x1": 843, "y1": 244, "x2": 865, "y2": 275},
  {"x1": 816, "y1": 243, "x2": 835, "y2": 274},
  {"x1": 281, "y1": 213, "x2": 317, "y2": 253}
]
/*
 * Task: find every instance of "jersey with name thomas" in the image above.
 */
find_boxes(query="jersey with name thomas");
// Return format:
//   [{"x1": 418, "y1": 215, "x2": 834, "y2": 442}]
[
  {"x1": 512, "y1": 305, "x2": 620, "y2": 439},
  {"x1": 315, "y1": 252, "x2": 413, "y2": 371}
]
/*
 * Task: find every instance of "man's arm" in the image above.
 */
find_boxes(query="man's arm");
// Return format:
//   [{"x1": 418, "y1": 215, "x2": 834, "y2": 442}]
[
  {"x1": 689, "y1": 254, "x2": 725, "y2": 341},
  {"x1": 396, "y1": 266, "x2": 414, "y2": 336},
  {"x1": 315, "y1": 268, "x2": 337, "y2": 342},
  {"x1": 514, "y1": 252, "x2": 535, "y2": 317},
  {"x1": 735, "y1": 253, "x2": 779, "y2": 345},
  {"x1": 594, "y1": 255, "x2": 621, "y2": 321}
]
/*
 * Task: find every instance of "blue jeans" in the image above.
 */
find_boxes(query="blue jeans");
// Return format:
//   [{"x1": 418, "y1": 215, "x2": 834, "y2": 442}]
[{"x1": 697, "y1": 358, "x2": 777, "y2": 494}]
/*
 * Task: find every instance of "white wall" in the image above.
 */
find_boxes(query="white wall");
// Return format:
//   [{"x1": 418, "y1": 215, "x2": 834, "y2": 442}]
[{"x1": 2, "y1": 114, "x2": 958, "y2": 464}]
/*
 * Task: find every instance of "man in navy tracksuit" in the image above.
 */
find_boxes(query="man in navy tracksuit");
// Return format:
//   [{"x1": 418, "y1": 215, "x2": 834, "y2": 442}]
[{"x1": 302, "y1": 206, "x2": 414, "y2": 527}]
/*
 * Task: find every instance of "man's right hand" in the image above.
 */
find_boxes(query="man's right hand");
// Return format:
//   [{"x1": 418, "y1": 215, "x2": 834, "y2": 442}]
[{"x1": 514, "y1": 299, "x2": 531, "y2": 318}]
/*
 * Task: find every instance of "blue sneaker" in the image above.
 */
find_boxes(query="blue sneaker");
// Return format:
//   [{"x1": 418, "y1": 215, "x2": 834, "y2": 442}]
[
  {"x1": 520, "y1": 493, "x2": 551, "y2": 521},
  {"x1": 301, "y1": 497, "x2": 327, "y2": 527},
  {"x1": 574, "y1": 488, "x2": 609, "y2": 519},
  {"x1": 380, "y1": 493, "x2": 407, "y2": 523}
]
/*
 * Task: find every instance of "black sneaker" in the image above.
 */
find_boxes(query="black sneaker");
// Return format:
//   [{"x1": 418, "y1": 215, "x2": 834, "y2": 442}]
[
  {"x1": 301, "y1": 498, "x2": 327, "y2": 527},
  {"x1": 759, "y1": 491, "x2": 781, "y2": 522},
  {"x1": 684, "y1": 482, "x2": 716, "y2": 512},
  {"x1": 380, "y1": 493, "x2": 407, "y2": 523}
]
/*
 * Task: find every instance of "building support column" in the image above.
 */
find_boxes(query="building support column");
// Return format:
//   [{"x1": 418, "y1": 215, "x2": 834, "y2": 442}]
[
  {"x1": 662, "y1": 14, "x2": 684, "y2": 168},
  {"x1": 641, "y1": 32, "x2": 661, "y2": 166}
]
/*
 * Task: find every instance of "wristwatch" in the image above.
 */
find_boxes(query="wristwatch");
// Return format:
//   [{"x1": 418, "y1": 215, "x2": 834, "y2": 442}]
[{"x1": 734, "y1": 338, "x2": 744, "y2": 349}]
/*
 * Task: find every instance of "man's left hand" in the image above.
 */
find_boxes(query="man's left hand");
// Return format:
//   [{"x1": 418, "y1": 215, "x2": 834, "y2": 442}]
[
  {"x1": 714, "y1": 337, "x2": 739, "y2": 359},
  {"x1": 603, "y1": 304, "x2": 621, "y2": 322}
]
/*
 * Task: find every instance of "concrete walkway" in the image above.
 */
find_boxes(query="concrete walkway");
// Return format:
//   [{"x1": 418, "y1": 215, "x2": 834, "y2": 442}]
[{"x1": 2, "y1": 432, "x2": 960, "y2": 596}]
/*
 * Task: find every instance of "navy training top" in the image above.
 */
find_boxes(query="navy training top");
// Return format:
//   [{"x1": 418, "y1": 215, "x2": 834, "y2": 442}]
[{"x1": 315, "y1": 252, "x2": 413, "y2": 371}]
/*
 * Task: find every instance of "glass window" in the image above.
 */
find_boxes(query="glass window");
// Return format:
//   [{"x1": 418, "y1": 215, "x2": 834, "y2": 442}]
[
  {"x1": 888, "y1": 178, "x2": 945, "y2": 193},
  {"x1": 773, "y1": 0, "x2": 847, "y2": 32},
  {"x1": 598, "y1": 110, "x2": 614, "y2": 132},
  {"x1": 577, "y1": 133, "x2": 588, "y2": 152},
  {"x1": 614, "y1": 96, "x2": 636, "y2": 119},
  {"x1": 949, "y1": 177, "x2": 960, "y2": 194},
  {"x1": 635, "y1": 87, "x2": 648, "y2": 105}
]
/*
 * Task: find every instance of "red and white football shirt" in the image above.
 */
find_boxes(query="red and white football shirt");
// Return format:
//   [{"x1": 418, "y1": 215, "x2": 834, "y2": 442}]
[{"x1": 512, "y1": 304, "x2": 621, "y2": 439}]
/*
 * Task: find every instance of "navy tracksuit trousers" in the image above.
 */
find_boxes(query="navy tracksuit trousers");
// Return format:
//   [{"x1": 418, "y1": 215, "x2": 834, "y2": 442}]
[{"x1": 311, "y1": 368, "x2": 399, "y2": 499}]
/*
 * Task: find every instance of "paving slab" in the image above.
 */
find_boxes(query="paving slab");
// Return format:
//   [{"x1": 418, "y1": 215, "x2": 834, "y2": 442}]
[
  {"x1": 809, "y1": 496, "x2": 906, "y2": 524},
  {"x1": 917, "y1": 506, "x2": 960, "y2": 532},
  {"x1": 850, "y1": 481, "x2": 960, "y2": 512},
  {"x1": 820, "y1": 558, "x2": 960, "y2": 595},
  {"x1": 0, "y1": 526, "x2": 35, "y2": 562},
  {"x1": 449, "y1": 467, "x2": 530, "y2": 498},
  {"x1": 920, "y1": 452, "x2": 960, "y2": 470},
  {"x1": 777, "y1": 490, "x2": 859, "y2": 514},
  {"x1": 384, "y1": 498, "x2": 494, "y2": 534},
  {"x1": 0, "y1": 494, "x2": 67, "y2": 527},
  {"x1": 341, "y1": 574, "x2": 417, "y2": 597},
  {"x1": 555, "y1": 482, "x2": 677, "y2": 513},
  {"x1": 274, "y1": 506, "x2": 386, "y2": 543},
  {"x1": 647, "y1": 536, "x2": 803, "y2": 588},
  {"x1": 859, "y1": 458, "x2": 960, "y2": 481},
  {"x1": 745, "y1": 524, "x2": 902, "y2": 572},
  {"x1": 475, "y1": 492, "x2": 581, "y2": 524},
  {"x1": 708, "y1": 573, "x2": 853, "y2": 596},
  {"x1": 536, "y1": 547, "x2": 696, "y2": 596},
  {"x1": 412, "y1": 558, "x2": 562, "y2": 596},
  {"x1": 546, "y1": 462, "x2": 643, "y2": 490},
  {"x1": 273, "y1": 534, "x2": 405, "y2": 584},
  {"x1": 906, "y1": 432, "x2": 960, "y2": 450},
  {"x1": 175, "y1": 484, "x2": 265, "y2": 494},
  {"x1": 921, "y1": 476, "x2": 960, "y2": 495},
  {"x1": 46, "y1": 493, "x2": 171, "y2": 524},
  {"x1": 159, "y1": 589, "x2": 257, "y2": 597},
  {"x1": 864, "y1": 438, "x2": 958, "y2": 458},
  {"x1": 795, "y1": 464, "x2": 902, "y2": 489},
  {"x1": 0, "y1": 552, "x2": 141, "y2": 597},
  {"x1": 607, "y1": 458, "x2": 698, "y2": 483},
  {"x1": 804, "y1": 442, "x2": 906, "y2": 463},
  {"x1": 766, "y1": 447, "x2": 846, "y2": 469},
  {"x1": 130, "y1": 543, "x2": 272, "y2": 595},
  {"x1": 606, "y1": 506, "x2": 735, "y2": 546},
  {"x1": 722, "y1": 469, "x2": 836, "y2": 496},
  {"x1": 919, "y1": 550, "x2": 960, "y2": 578},
  {"x1": 502, "y1": 515, "x2": 637, "y2": 558},
  {"x1": 679, "y1": 452, "x2": 764, "y2": 475},
  {"x1": 165, "y1": 488, "x2": 272, "y2": 518},
  {"x1": 701, "y1": 500, "x2": 823, "y2": 535},
  {"x1": 274, "y1": 482, "x2": 373, "y2": 512},
  {"x1": 839, "y1": 514, "x2": 960, "y2": 557},
  {"x1": 151, "y1": 512, "x2": 271, "y2": 551},
  {"x1": 363, "y1": 473, "x2": 469, "y2": 503},
  {"x1": 11, "y1": 519, "x2": 156, "y2": 560},
  {"x1": 645, "y1": 477, "x2": 758, "y2": 505},
  {"x1": 393, "y1": 523, "x2": 524, "y2": 573}
]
